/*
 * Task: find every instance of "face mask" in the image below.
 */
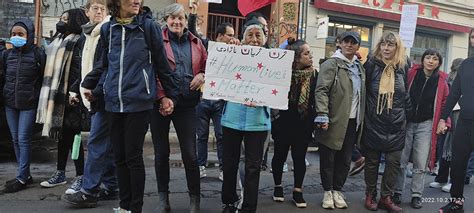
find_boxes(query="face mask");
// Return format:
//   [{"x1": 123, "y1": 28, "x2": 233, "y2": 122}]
[
  {"x1": 10, "y1": 36, "x2": 27, "y2": 48},
  {"x1": 56, "y1": 21, "x2": 67, "y2": 34}
]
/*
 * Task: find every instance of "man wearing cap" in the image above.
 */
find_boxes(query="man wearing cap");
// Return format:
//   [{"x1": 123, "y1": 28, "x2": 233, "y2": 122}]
[{"x1": 314, "y1": 31, "x2": 366, "y2": 209}]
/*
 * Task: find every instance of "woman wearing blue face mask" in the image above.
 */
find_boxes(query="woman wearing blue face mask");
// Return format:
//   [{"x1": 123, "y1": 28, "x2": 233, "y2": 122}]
[{"x1": 1, "y1": 19, "x2": 46, "y2": 193}]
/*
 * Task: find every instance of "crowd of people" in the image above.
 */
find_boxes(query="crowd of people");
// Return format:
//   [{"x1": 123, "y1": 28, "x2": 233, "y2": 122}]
[{"x1": 1, "y1": 0, "x2": 474, "y2": 213}]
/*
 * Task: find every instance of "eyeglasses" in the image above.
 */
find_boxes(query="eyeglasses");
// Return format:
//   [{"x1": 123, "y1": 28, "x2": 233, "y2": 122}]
[{"x1": 90, "y1": 6, "x2": 106, "y2": 12}]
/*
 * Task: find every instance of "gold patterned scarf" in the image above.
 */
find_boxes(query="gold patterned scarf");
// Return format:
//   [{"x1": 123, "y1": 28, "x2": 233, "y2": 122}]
[
  {"x1": 289, "y1": 67, "x2": 314, "y2": 117},
  {"x1": 377, "y1": 60, "x2": 396, "y2": 115}
]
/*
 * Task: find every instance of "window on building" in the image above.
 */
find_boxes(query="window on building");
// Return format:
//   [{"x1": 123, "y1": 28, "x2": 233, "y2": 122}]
[{"x1": 325, "y1": 21, "x2": 372, "y2": 63}]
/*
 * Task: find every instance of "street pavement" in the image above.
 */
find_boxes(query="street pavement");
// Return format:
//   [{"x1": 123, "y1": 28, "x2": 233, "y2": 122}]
[{"x1": 0, "y1": 133, "x2": 473, "y2": 213}]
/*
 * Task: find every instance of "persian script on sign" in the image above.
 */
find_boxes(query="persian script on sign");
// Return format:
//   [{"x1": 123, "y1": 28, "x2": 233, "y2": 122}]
[{"x1": 203, "y1": 41, "x2": 294, "y2": 110}]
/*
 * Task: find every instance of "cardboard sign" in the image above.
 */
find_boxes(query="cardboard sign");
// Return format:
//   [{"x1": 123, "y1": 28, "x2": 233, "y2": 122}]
[
  {"x1": 399, "y1": 5, "x2": 418, "y2": 48},
  {"x1": 203, "y1": 41, "x2": 294, "y2": 109}
]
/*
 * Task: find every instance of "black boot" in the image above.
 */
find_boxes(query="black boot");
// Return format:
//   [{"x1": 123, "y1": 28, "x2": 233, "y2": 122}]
[
  {"x1": 190, "y1": 194, "x2": 200, "y2": 213},
  {"x1": 157, "y1": 192, "x2": 170, "y2": 213}
]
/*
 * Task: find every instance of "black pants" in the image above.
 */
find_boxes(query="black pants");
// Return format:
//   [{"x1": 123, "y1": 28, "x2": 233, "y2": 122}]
[
  {"x1": 450, "y1": 118, "x2": 474, "y2": 199},
  {"x1": 221, "y1": 127, "x2": 267, "y2": 213},
  {"x1": 319, "y1": 119, "x2": 356, "y2": 191},
  {"x1": 435, "y1": 157, "x2": 451, "y2": 183},
  {"x1": 151, "y1": 105, "x2": 200, "y2": 195},
  {"x1": 108, "y1": 111, "x2": 149, "y2": 213},
  {"x1": 271, "y1": 115, "x2": 310, "y2": 189},
  {"x1": 57, "y1": 126, "x2": 84, "y2": 176}
]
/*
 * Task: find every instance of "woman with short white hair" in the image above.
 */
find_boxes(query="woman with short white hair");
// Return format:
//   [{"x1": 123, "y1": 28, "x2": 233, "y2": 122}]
[{"x1": 220, "y1": 19, "x2": 270, "y2": 213}]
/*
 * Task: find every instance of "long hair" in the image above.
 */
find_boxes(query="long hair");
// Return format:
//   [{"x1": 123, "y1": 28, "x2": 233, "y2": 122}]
[
  {"x1": 372, "y1": 31, "x2": 407, "y2": 67},
  {"x1": 107, "y1": 0, "x2": 144, "y2": 18},
  {"x1": 286, "y1": 38, "x2": 308, "y2": 69},
  {"x1": 449, "y1": 58, "x2": 464, "y2": 84}
]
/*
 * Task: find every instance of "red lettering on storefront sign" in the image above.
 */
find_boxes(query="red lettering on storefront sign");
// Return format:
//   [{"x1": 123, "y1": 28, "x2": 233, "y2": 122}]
[
  {"x1": 432, "y1": 6, "x2": 440, "y2": 19},
  {"x1": 372, "y1": 0, "x2": 380, "y2": 7},
  {"x1": 360, "y1": 0, "x2": 439, "y2": 19},
  {"x1": 418, "y1": 3, "x2": 425, "y2": 15},
  {"x1": 382, "y1": 0, "x2": 394, "y2": 9}
]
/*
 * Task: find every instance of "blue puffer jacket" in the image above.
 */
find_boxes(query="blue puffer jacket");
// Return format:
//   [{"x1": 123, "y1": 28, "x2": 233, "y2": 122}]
[
  {"x1": 85, "y1": 13, "x2": 178, "y2": 113},
  {"x1": 2, "y1": 19, "x2": 46, "y2": 110},
  {"x1": 221, "y1": 102, "x2": 271, "y2": 131}
]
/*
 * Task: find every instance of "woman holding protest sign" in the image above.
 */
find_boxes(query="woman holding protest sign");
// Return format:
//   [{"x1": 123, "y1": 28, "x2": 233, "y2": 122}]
[
  {"x1": 270, "y1": 38, "x2": 316, "y2": 208},
  {"x1": 220, "y1": 18, "x2": 271, "y2": 213}
]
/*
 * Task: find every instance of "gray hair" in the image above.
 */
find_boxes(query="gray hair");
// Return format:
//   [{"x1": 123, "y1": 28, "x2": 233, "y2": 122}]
[
  {"x1": 242, "y1": 24, "x2": 266, "y2": 45},
  {"x1": 162, "y1": 3, "x2": 187, "y2": 21}
]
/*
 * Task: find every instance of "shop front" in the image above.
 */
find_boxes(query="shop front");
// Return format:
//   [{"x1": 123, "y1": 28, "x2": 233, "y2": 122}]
[{"x1": 307, "y1": 0, "x2": 473, "y2": 71}]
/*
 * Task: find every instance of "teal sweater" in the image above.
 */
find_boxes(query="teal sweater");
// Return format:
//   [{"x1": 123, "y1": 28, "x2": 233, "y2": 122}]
[{"x1": 221, "y1": 102, "x2": 271, "y2": 131}]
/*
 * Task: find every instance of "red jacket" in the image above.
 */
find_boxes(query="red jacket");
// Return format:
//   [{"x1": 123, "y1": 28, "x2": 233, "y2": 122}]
[
  {"x1": 408, "y1": 64, "x2": 450, "y2": 170},
  {"x1": 156, "y1": 28, "x2": 207, "y2": 99}
]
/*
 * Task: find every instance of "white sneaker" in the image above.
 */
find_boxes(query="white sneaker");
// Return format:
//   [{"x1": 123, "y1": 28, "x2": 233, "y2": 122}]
[
  {"x1": 322, "y1": 191, "x2": 335, "y2": 209},
  {"x1": 65, "y1": 175, "x2": 82, "y2": 194},
  {"x1": 442, "y1": 183, "x2": 452, "y2": 193},
  {"x1": 113, "y1": 207, "x2": 131, "y2": 213},
  {"x1": 218, "y1": 169, "x2": 224, "y2": 181},
  {"x1": 199, "y1": 166, "x2": 207, "y2": 178},
  {"x1": 332, "y1": 190, "x2": 348, "y2": 209},
  {"x1": 429, "y1": 181, "x2": 447, "y2": 188}
]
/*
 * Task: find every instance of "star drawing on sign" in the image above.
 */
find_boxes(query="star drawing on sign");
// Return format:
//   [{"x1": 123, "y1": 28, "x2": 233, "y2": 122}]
[
  {"x1": 210, "y1": 81, "x2": 216, "y2": 87},
  {"x1": 257, "y1": 62, "x2": 263, "y2": 70},
  {"x1": 271, "y1": 89, "x2": 278, "y2": 96},
  {"x1": 235, "y1": 73, "x2": 242, "y2": 80}
]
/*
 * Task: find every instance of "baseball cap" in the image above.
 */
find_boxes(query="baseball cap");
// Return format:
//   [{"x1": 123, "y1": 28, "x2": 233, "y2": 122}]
[{"x1": 340, "y1": 31, "x2": 361, "y2": 44}]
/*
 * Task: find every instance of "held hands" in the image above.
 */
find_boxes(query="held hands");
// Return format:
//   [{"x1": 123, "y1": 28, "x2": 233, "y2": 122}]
[
  {"x1": 83, "y1": 88, "x2": 96, "y2": 102},
  {"x1": 190, "y1": 73, "x2": 205, "y2": 91},
  {"x1": 159, "y1": 97, "x2": 174, "y2": 116},
  {"x1": 436, "y1": 119, "x2": 448, "y2": 134}
]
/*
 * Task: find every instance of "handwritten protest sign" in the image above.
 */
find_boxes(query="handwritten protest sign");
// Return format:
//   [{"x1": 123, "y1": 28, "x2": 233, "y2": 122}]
[
  {"x1": 203, "y1": 41, "x2": 294, "y2": 110},
  {"x1": 399, "y1": 5, "x2": 418, "y2": 48}
]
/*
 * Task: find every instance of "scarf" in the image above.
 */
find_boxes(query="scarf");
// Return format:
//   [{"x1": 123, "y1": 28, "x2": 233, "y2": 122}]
[
  {"x1": 377, "y1": 60, "x2": 396, "y2": 115},
  {"x1": 79, "y1": 16, "x2": 110, "y2": 111},
  {"x1": 289, "y1": 67, "x2": 314, "y2": 118},
  {"x1": 38, "y1": 34, "x2": 81, "y2": 139},
  {"x1": 36, "y1": 37, "x2": 63, "y2": 123},
  {"x1": 116, "y1": 17, "x2": 134, "y2": 25}
]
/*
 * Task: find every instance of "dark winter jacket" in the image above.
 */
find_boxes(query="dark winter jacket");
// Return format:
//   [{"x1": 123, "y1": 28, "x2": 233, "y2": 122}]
[
  {"x1": 362, "y1": 57, "x2": 412, "y2": 152},
  {"x1": 441, "y1": 57, "x2": 474, "y2": 121},
  {"x1": 82, "y1": 12, "x2": 178, "y2": 113},
  {"x1": 2, "y1": 19, "x2": 46, "y2": 110}
]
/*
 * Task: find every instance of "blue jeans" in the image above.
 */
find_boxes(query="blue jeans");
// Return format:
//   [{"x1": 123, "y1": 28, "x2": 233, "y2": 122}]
[
  {"x1": 196, "y1": 100, "x2": 223, "y2": 167},
  {"x1": 81, "y1": 111, "x2": 118, "y2": 196},
  {"x1": 5, "y1": 106, "x2": 36, "y2": 182},
  {"x1": 395, "y1": 120, "x2": 433, "y2": 197},
  {"x1": 466, "y1": 152, "x2": 474, "y2": 178}
]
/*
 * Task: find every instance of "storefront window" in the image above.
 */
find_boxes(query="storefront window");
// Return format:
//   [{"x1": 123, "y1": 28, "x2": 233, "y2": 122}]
[
  {"x1": 411, "y1": 33, "x2": 447, "y2": 71},
  {"x1": 325, "y1": 21, "x2": 372, "y2": 63}
]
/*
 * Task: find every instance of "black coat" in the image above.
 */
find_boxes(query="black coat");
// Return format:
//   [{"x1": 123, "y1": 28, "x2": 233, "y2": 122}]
[
  {"x1": 362, "y1": 57, "x2": 412, "y2": 152},
  {"x1": 2, "y1": 19, "x2": 46, "y2": 110}
]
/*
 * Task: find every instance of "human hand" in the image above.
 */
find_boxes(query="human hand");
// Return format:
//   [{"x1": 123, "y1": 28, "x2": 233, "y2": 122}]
[
  {"x1": 228, "y1": 38, "x2": 241, "y2": 45},
  {"x1": 83, "y1": 88, "x2": 96, "y2": 102},
  {"x1": 190, "y1": 0, "x2": 199, "y2": 14},
  {"x1": 316, "y1": 123, "x2": 329, "y2": 131},
  {"x1": 243, "y1": 101, "x2": 257, "y2": 107},
  {"x1": 159, "y1": 97, "x2": 174, "y2": 116},
  {"x1": 69, "y1": 93, "x2": 80, "y2": 106},
  {"x1": 436, "y1": 119, "x2": 448, "y2": 134},
  {"x1": 190, "y1": 73, "x2": 205, "y2": 91}
]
